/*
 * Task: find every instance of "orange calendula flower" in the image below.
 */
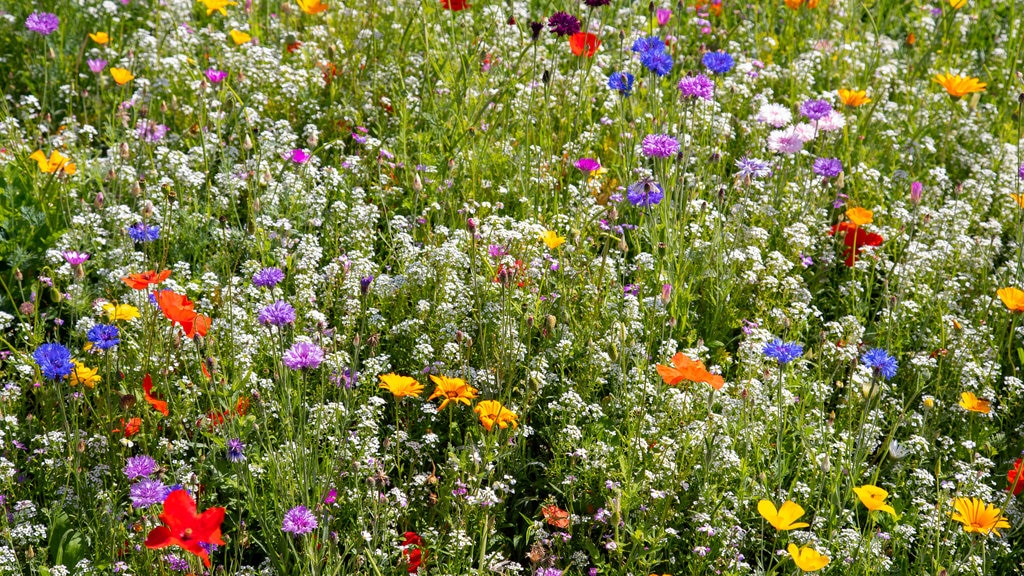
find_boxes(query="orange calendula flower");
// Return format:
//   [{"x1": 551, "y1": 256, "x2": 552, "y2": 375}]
[
  {"x1": 198, "y1": 0, "x2": 238, "y2": 15},
  {"x1": 787, "y1": 544, "x2": 830, "y2": 572},
  {"x1": 89, "y1": 32, "x2": 110, "y2": 44},
  {"x1": 997, "y1": 287, "x2": 1024, "y2": 312},
  {"x1": 110, "y1": 67, "x2": 135, "y2": 85},
  {"x1": 29, "y1": 150, "x2": 77, "y2": 175},
  {"x1": 656, "y1": 352, "x2": 725, "y2": 390},
  {"x1": 122, "y1": 269, "x2": 172, "y2": 290},
  {"x1": 853, "y1": 485, "x2": 896, "y2": 517},
  {"x1": 757, "y1": 500, "x2": 810, "y2": 531},
  {"x1": 845, "y1": 206, "x2": 873, "y2": 226},
  {"x1": 296, "y1": 0, "x2": 329, "y2": 13},
  {"x1": 103, "y1": 303, "x2": 141, "y2": 321},
  {"x1": 784, "y1": 0, "x2": 820, "y2": 9},
  {"x1": 959, "y1": 391, "x2": 990, "y2": 414},
  {"x1": 474, "y1": 399, "x2": 518, "y2": 431},
  {"x1": 70, "y1": 360, "x2": 101, "y2": 388},
  {"x1": 837, "y1": 88, "x2": 871, "y2": 107},
  {"x1": 539, "y1": 230, "x2": 566, "y2": 250},
  {"x1": 229, "y1": 29, "x2": 251, "y2": 44},
  {"x1": 569, "y1": 32, "x2": 600, "y2": 58},
  {"x1": 950, "y1": 497, "x2": 1010, "y2": 536},
  {"x1": 933, "y1": 73, "x2": 986, "y2": 98},
  {"x1": 427, "y1": 375, "x2": 478, "y2": 410},
  {"x1": 1011, "y1": 194, "x2": 1024, "y2": 209},
  {"x1": 378, "y1": 373, "x2": 424, "y2": 398}
]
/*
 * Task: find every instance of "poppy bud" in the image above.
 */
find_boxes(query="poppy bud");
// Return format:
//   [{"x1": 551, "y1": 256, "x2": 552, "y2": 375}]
[
  {"x1": 14, "y1": 269, "x2": 23, "y2": 282},
  {"x1": 412, "y1": 174, "x2": 423, "y2": 192}
]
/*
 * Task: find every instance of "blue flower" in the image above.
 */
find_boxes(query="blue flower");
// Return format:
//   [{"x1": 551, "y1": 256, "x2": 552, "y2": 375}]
[
  {"x1": 128, "y1": 223, "x2": 160, "y2": 243},
  {"x1": 226, "y1": 438, "x2": 246, "y2": 463},
  {"x1": 87, "y1": 324, "x2": 121, "y2": 350},
  {"x1": 640, "y1": 49, "x2": 673, "y2": 76},
  {"x1": 33, "y1": 343, "x2": 74, "y2": 380},
  {"x1": 631, "y1": 35, "x2": 666, "y2": 54},
  {"x1": 861, "y1": 348, "x2": 898, "y2": 380},
  {"x1": 763, "y1": 338, "x2": 803, "y2": 365},
  {"x1": 626, "y1": 178, "x2": 664, "y2": 207},
  {"x1": 702, "y1": 51, "x2": 734, "y2": 74},
  {"x1": 608, "y1": 71, "x2": 635, "y2": 96}
]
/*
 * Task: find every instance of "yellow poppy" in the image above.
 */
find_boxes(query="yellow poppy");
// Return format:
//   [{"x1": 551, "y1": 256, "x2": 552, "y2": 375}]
[
  {"x1": 958, "y1": 391, "x2": 991, "y2": 414},
  {"x1": 110, "y1": 68, "x2": 135, "y2": 85},
  {"x1": 997, "y1": 287, "x2": 1024, "y2": 312},
  {"x1": 427, "y1": 374, "x2": 478, "y2": 410},
  {"x1": 103, "y1": 303, "x2": 141, "y2": 322},
  {"x1": 89, "y1": 32, "x2": 110, "y2": 44},
  {"x1": 853, "y1": 484, "x2": 896, "y2": 516},
  {"x1": 296, "y1": 0, "x2": 329, "y2": 13},
  {"x1": 378, "y1": 373, "x2": 424, "y2": 399},
  {"x1": 757, "y1": 500, "x2": 810, "y2": 531},
  {"x1": 474, "y1": 400, "x2": 518, "y2": 431},
  {"x1": 950, "y1": 497, "x2": 1010, "y2": 536},
  {"x1": 29, "y1": 150, "x2": 77, "y2": 175},
  {"x1": 949, "y1": 0, "x2": 967, "y2": 8},
  {"x1": 837, "y1": 88, "x2": 871, "y2": 108},
  {"x1": 229, "y1": 29, "x2": 252, "y2": 44},
  {"x1": 197, "y1": 0, "x2": 238, "y2": 16},
  {"x1": 845, "y1": 207, "x2": 873, "y2": 226},
  {"x1": 70, "y1": 360, "x2": 101, "y2": 388},
  {"x1": 932, "y1": 73, "x2": 986, "y2": 98},
  {"x1": 787, "y1": 544, "x2": 830, "y2": 572},
  {"x1": 539, "y1": 230, "x2": 566, "y2": 250}
]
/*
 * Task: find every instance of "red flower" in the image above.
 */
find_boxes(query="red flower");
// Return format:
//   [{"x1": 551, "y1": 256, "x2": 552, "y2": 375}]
[
  {"x1": 114, "y1": 417, "x2": 142, "y2": 437},
  {"x1": 1009, "y1": 458, "x2": 1024, "y2": 496},
  {"x1": 145, "y1": 489, "x2": 226, "y2": 568},
  {"x1": 142, "y1": 374, "x2": 169, "y2": 417},
  {"x1": 829, "y1": 222, "x2": 883, "y2": 267},
  {"x1": 122, "y1": 269, "x2": 171, "y2": 290},
  {"x1": 401, "y1": 531, "x2": 426, "y2": 573},
  {"x1": 156, "y1": 291, "x2": 212, "y2": 339},
  {"x1": 569, "y1": 32, "x2": 600, "y2": 57},
  {"x1": 542, "y1": 504, "x2": 570, "y2": 528},
  {"x1": 441, "y1": 0, "x2": 469, "y2": 10}
]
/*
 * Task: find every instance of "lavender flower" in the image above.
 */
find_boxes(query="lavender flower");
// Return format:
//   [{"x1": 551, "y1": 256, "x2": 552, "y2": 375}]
[
  {"x1": 812, "y1": 157, "x2": 843, "y2": 178},
  {"x1": 641, "y1": 134, "x2": 680, "y2": 158},
  {"x1": 258, "y1": 300, "x2": 297, "y2": 326},
  {"x1": 547, "y1": 12, "x2": 581, "y2": 36},
  {"x1": 282, "y1": 342, "x2": 324, "y2": 370},
  {"x1": 800, "y1": 99, "x2": 833, "y2": 121},
  {"x1": 124, "y1": 455, "x2": 158, "y2": 480},
  {"x1": 762, "y1": 338, "x2": 803, "y2": 365},
  {"x1": 735, "y1": 157, "x2": 772, "y2": 180},
  {"x1": 253, "y1": 267, "x2": 285, "y2": 288},
  {"x1": 678, "y1": 74, "x2": 714, "y2": 100},
  {"x1": 26, "y1": 12, "x2": 60, "y2": 35},
  {"x1": 33, "y1": 343, "x2": 74, "y2": 380},
  {"x1": 130, "y1": 479, "x2": 172, "y2": 508},
  {"x1": 282, "y1": 505, "x2": 318, "y2": 535},
  {"x1": 626, "y1": 179, "x2": 664, "y2": 207}
]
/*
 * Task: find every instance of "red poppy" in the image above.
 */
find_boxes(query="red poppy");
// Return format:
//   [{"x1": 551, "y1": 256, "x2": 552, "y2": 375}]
[
  {"x1": 400, "y1": 531, "x2": 426, "y2": 573},
  {"x1": 286, "y1": 41, "x2": 303, "y2": 53},
  {"x1": 145, "y1": 489, "x2": 226, "y2": 568},
  {"x1": 156, "y1": 291, "x2": 212, "y2": 339},
  {"x1": 114, "y1": 417, "x2": 142, "y2": 437},
  {"x1": 142, "y1": 374, "x2": 169, "y2": 417},
  {"x1": 441, "y1": 0, "x2": 468, "y2": 10},
  {"x1": 829, "y1": 222, "x2": 883, "y2": 267},
  {"x1": 542, "y1": 504, "x2": 570, "y2": 528},
  {"x1": 1009, "y1": 458, "x2": 1024, "y2": 496},
  {"x1": 569, "y1": 32, "x2": 600, "y2": 57},
  {"x1": 122, "y1": 269, "x2": 171, "y2": 290}
]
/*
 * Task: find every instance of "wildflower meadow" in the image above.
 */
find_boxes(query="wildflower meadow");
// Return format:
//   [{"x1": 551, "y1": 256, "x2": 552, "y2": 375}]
[{"x1": 2, "y1": 0, "x2": 1024, "y2": 574}]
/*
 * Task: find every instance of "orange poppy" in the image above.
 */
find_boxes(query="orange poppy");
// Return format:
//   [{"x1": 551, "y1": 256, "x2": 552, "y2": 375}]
[
  {"x1": 114, "y1": 417, "x2": 142, "y2": 437},
  {"x1": 542, "y1": 504, "x2": 570, "y2": 528},
  {"x1": 122, "y1": 269, "x2": 172, "y2": 290},
  {"x1": 569, "y1": 32, "x2": 600, "y2": 57},
  {"x1": 156, "y1": 291, "x2": 211, "y2": 339},
  {"x1": 656, "y1": 352, "x2": 724, "y2": 390},
  {"x1": 142, "y1": 374, "x2": 169, "y2": 417}
]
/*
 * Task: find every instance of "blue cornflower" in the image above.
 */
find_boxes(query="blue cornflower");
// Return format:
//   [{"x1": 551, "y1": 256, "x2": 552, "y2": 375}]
[
  {"x1": 861, "y1": 348, "x2": 898, "y2": 380},
  {"x1": 631, "y1": 35, "x2": 666, "y2": 54},
  {"x1": 124, "y1": 455, "x2": 158, "y2": 480},
  {"x1": 87, "y1": 324, "x2": 121, "y2": 350},
  {"x1": 702, "y1": 51, "x2": 734, "y2": 74},
  {"x1": 763, "y1": 338, "x2": 804, "y2": 365},
  {"x1": 128, "y1": 223, "x2": 160, "y2": 242},
  {"x1": 252, "y1": 267, "x2": 285, "y2": 288},
  {"x1": 608, "y1": 71, "x2": 635, "y2": 96},
  {"x1": 640, "y1": 49, "x2": 673, "y2": 76},
  {"x1": 33, "y1": 343, "x2": 74, "y2": 380},
  {"x1": 813, "y1": 157, "x2": 843, "y2": 179},
  {"x1": 735, "y1": 157, "x2": 772, "y2": 180},
  {"x1": 626, "y1": 178, "x2": 664, "y2": 207},
  {"x1": 257, "y1": 300, "x2": 296, "y2": 326},
  {"x1": 226, "y1": 438, "x2": 246, "y2": 463}
]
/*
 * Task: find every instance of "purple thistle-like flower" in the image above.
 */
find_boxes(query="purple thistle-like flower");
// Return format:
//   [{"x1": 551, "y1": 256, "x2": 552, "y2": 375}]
[
  {"x1": 33, "y1": 343, "x2": 74, "y2": 380},
  {"x1": 812, "y1": 157, "x2": 843, "y2": 178},
  {"x1": 641, "y1": 134, "x2": 680, "y2": 158},
  {"x1": 547, "y1": 12, "x2": 581, "y2": 36},
  {"x1": 735, "y1": 157, "x2": 772, "y2": 180},
  {"x1": 762, "y1": 338, "x2": 804, "y2": 365},
  {"x1": 258, "y1": 300, "x2": 297, "y2": 326},
  {"x1": 130, "y1": 479, "x2": 172, "y2": 508},
  {"x1": 226, "y1": 438, "x2": 246, "y2": 462},
  {"x1": 626, "y1": 178, "x2": 664, "y2": 207},
  {"x1": 575, "y1": 157, "x2": 601, "y2": 172},
  {"x1": 87, "y1": 59, "x2": 108, "y2": 74},
  {"x1": 282, "y1": 342, "x2": 324, "y2": 370},
  {"x1": 87, "y1": 324, "x2": 121, "y2": 350},
  {"x1": 62, "y1": 251, "x2": 90, "y2": 266},
  {"x1": 678, "y1": 74, "x2": 715, "y2": 100},
  {"x1": 26, "y1": 12, "x2": 60, "y2": 35},
  {"x1": 253, "y1": 267, "x2": 285, "y2": 288},
  {"x1": 1019, "y1": 163, "x2": 1024, "y2": 180},
  {"x1": 124, "y1": 455, "x2": 158, "y2": 480},
  {"x1": 205, "y1": 69, "x2": 227, "y2": 84},
  {"x1": 282, "y1": 505, "x2": 318, "y2": 535},
  {"x1": 800, "y1": 99, "x2": 833, "y2": 121}
]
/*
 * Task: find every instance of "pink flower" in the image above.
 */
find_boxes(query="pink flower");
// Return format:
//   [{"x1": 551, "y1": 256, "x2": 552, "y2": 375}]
[
  {"x1": 205, "y1": 69, "x2": 228, "y2": 84},
  {"x1": 289, "y1": 149, "x2": 310, "y2": 164},
  {"x1": 656, "y1": 8, "x2": 672, "y2": 26}
]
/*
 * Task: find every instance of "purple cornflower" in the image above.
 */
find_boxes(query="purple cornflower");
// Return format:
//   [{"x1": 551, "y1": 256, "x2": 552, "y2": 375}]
[
  {"x1": 253, "y1": 267, "x2": 285, "y2": 288},
  {"x1": 165, "y1": 555, "x2": 191, "y2": 572},
  {"x1": 289, "y1": 149, "x2": 310, "y2": 164},
  {"x1": 1018, "y1": 162, "x2": 1024, "y2": 180},
  {"x1": 800, "y1": 99, "x2": 833, "y2": 121},
  {"x1": 735, "y1": 157, "x2": 772, "y2": 180},
  {"x1": 639, "y1": 49, "x2": 673, "y2": 76},
  {"x1": 87, "y1": 324, "x2": 121, "y2": 350},
  {"x1": 62, "y1": 251, "x2": 90, "y2": 266},
  {"x1": 127, "y1": 223, "x2": 160, "y2": 242},
  {"x1": 861, "y1": 348, "x2": 898, "y2": 380},
  {"x1": 226, "y1": 438, "x2": 245, "y2": 462},
  {"x1": 702, "y1": 51, "x2": 734, "y2": 74},
  {"x1": 130, "y1": 479, "x2": 172, "y2": 508},
  {"x1": 33, "y1": 343, "x2": 74, "y2": 380},
  {"x1": 678, "y1": 74, "x2": 714, "y2": 100},
  {"x1": 812, "y1": 157, "x2": 843, "y2": 178},
  {"x1": 282, "y1": 342, "x2": 324, "y2": 370},
  {"x1": 136, "y1": 121, "x2": 169, "y2": 142},
  {"x1": 762, "y1": 338, "x2": 804, "y2": 365},
  {"x1": 641, "y1": 134, "x2": 680, "y2": 158},
  {"x1": 547, "y1": 12, "x2": 581, "y2": 36},
  {"x1": 607, "y1": 71, "x2": 634, "y2": 96},
  {"x1": 575, "y1": 157, "x2": 601, "y2": 173},
  {"x1": 26, "y1": 12, "x2": 60, "y2": 35},
  {"x1": 626, "y1": 178, "x2": 664, "y2": 207},
  {"x1": 124, "y1": 455, "x2": 158, "y2": 480},
  {"x1": 258, "y1": 300, "x2": 297, "y2": 326},
  {"x1": 87, "y1": 59, "x2": 108, "y2": 74},
  {"x1": 282, "y1": 505, "x2": 318, "y2": 535},
  {"x1": 488, "y1": 245, "x2": 507, "y2": 259},
  {"x1": 205, "y1": 69, "x2": 227, "y2": 84},
  {"x1": 529, "y1": 21, "x2": 544, "y2": 41}
]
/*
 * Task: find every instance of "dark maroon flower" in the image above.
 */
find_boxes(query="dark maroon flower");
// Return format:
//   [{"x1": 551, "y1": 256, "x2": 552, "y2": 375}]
[{"x1": 547, "y1": 12, "x2": 581, "y2": 36}]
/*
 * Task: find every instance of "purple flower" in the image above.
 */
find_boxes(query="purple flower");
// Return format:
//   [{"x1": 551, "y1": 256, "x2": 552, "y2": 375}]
[
  {"x1": 547, "y1": 12, "x2": 581, "y2": 36},
  {"x1": 584, "y1": 0, "x2": 610, "y2": 6},
  {"x1": 763, "y1": 338, "x2": 804, "y2": 365},
  {"x1": 87, "y1": 59, "x2": 108, "y2": 74},
  {"x1": 910, "y1": 181, "x2": 923, "y2": 204},
  {"x1": 488, "y1": 245, "x2": 507, "y2": 259},
  {"x1": 656, "y1": 8, "x2": 672, "y2": 25},
  {"x1": 678, "y1": 74, "x2": 714, "y2": 100},
  {"x1": 535, "y1": 569, "x2": 563, "y2": 576},
  {"x1": 626, "y1": 178, "x2": 664, "y2": 207},
  {"x1": 136, "y1": 121, "x2": 169, "y2": 142},
  {"x1": 130, "y1": 479, "x2": 172, "y2": 508},
  {"x1": 253, "y1": 267, "x2": 285, "y2": 288},
  {"x1": 165, "y1": 555, "x2": 191, "y2": 572},
  {"x1": 641, "y1": 134, "x2": 679, "y2": 158},
  {"x1": 34, "y1": 343, "x2": 73, "y2": 380},
  {"x1": 575, "y1": 157, "x2": 601, "y2": 173},
  {"x1": 812, "y1": 157, "x2": 843, "y2": 178},
  {"x1": 289, "y1": 149, "x2": 310, "y2": 164},
  {"x1": 1018, "y1": 163, "x2": 1024, "y2": 180},
  {"x1": 124, "y1": 455, "x2": 158, "y2": 480},
  {"x1": 702, "y1": 51, "x2": 734, "y2": 74},
  {"x1": 62, "y1": 251, "x2": 90, "y2": 266},
  {"x1": 800, "y1": 99, "x2": 833, "y2": 121},
  {"x1": 258, "y1": 300, "x2": 296, "y2": 326},
  {"x1": 360, "y1": 275, "x2": 374, "y2": 295},
  {"x1": 26, "y1": 12, "x2": 60, "y2": 35},
  {"x1": 324, "y1": 488, "x2": 337, "y2": 504},
  {"x1": 87, "y1": 324, "x2": 121, "y2": 350},
  {"x1": 128, "y1": 222, "x2": 160, "y2": 242},
  {"x1": 205, "y1": 69, "x2": 227, "y2": 84},
  {"x1": 282, "y1": 505, "x2": 318, "y2": 535},
  {"x1": 282, "y1": 341, "x2": 324, "y2": 370},
  {"x1": 226, "y1": 438, "x2": 245, "y2": 462},
  {"x1": 735, "y1": 156, "x2": 772, "y2": 180}
]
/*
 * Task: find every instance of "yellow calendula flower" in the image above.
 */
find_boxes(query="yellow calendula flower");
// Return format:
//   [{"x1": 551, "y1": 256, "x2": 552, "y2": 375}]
[
  {"x1": 845, "y1": 207, "x2": 873, "y2": 226},
  {"x1": 296, "y1": 0, "x2": 329, "y2": 13},
  {"x1": 29, "y1": 150, "x2": 77, "y2": 175},
  {"x1": 89, "y1": 32, "x2": 110, "y2": 44},
  {"x1": 427, "y1": 374, "x2": 478, "y2": 410},
  {"x1": 198, "y1": 0, "x2": 238, "y2": 16},
  {"x1": 932, "y1": 73, "x2": 986, "y2": 98},
  {"x1": 853, "y1": 484, "x2": 897, "y2": 517},
  {"x1": 70, "y1": 360, "x2": 101, "y2": 388},
  {"x1": 787, "y1": 544, "x2": 830, "y2": 572},
  {"x1": 103, "y1": 303, "x2": 141, "y2": 322},
  {"x1": 950, "y1": 497, "x2": 1010, "y2": 536},
  {"x1": 229, "y1": 29, "x2": 252, "y2": 44},
  {"x1": 474, "y1": 400, "x2": 518, "y2": 431},
  {"x1": 378, "y1": 373, "x2": 424, "y2": 399},
  {"x1": 110, "y1": 67, "x2": 135, "y2": 85},
  {"x1": 757, "y1": 500, "x2": 810, "y2": 531},
  {"x1": 837, "y1": 88, "x2": 871, "y2": 108},
  {"x1": 997, "y1": 287, "x2": 1024, "y2": 312},
  {"x1": 959, "y1": 391, "x2": 991, "y2": 414},
  {"x1": 539, "y1": 230, "x2": 566, "y2": 250}
]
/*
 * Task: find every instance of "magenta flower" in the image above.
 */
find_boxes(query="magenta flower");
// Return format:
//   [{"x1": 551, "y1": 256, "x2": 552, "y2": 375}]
[
  {"x1": 205, "y1": 69, "x2": 228, "y2": 84},
  {"x1": 575, "y1": 157, "x2": 601, "y2": 173},
  {"x1": 282, "y1": 505, "x2": 318, "y2": 535},
  {"x1": 641, "y1": 134, "x2": 679, "y2": 158},
  {"x1": 61, "y1": 251, "x2": 90, "y2": 266},
  {"x1": 656, "y1": 8, "x2": 672, "y2": 26},
  {"x1": 910, "y1": 181, "x2": 923, "y2": 204},
  {"x1": 289, "y1": 149, "x2": 310, "y2": 164}
]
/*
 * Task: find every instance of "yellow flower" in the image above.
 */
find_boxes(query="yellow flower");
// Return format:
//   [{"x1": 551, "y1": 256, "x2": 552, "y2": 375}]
[
  {"x1": 853, "y1": 484, "x2": 896, "y2": 517},
  {"x1": 949, "y1": 0, "x2": 967, "y2": 8},
  {"x1": 89, "y1": 32, "x2": 110, "y2": 44},
  {"x1": 229, "y1": 29, "x2": 252, "y2": 44},
  {"x1": 103, "y1": 303, "x2": 141, "y2": 322},
  {"x1": 474, "y1": 400, "x2": 518, "y2": 431},
  {"x1": 787, "y1": 544, "x2": 830, "y2": 572},
  {"x1": 959, "y1": 391, "x2": 991, "y2": 414},
  {"x1": 950, "y1": 497, "x2": 1010, "y2": 536},
  {"x1": 198, "y1": 0, "x2": 238, "y2": 16},
  {"x1": 933, "y1": 73, "x2": 986, "y2": 98},
  {"x1": 837, "y1": 88, "x2": 871, "y2": 108},
  {"x1": 428, "y1": 374, "x2": 478, "y2": 410},
  {"x1": 1011, "y1": 194, "x2": 1024, "y2": 209},
  {"x1": 997, "y1": 287, "x2": 1024, "y2": 312},
  {"x1": 845, "y1": 207, "x2": 873, "y2": 226},
  {"x1": 757, "y1": 500, "x2": 810, "y2": 531},
  {"x1": 110, "y1": 68, "x2": 135, "y2": 85},
  {"x1": 69, "y1": 360, "x2": 101, "y2": 388},
  {"x1": 29, "y1": 150, "x2": 77, "y2": 175},
  {"x1": 539, "y1": 230, "x2": 566, "y2": 250},
  {"x1": 378, "y1": 373, "x2": 424, "y2": 399},
  {"x1": 296, "y1": 0, "x2": 329, "y2": 14}
]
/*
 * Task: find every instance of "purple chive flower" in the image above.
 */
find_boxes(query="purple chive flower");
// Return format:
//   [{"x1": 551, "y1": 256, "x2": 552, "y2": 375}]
[
  {"x1": 124, "y1": 455, "x2": 158, "y2": 480},
  {"x1": 910, "y1": 181, "x2": 923, "y2": 204},
  {"x1": 26, "y1": 12, "x2": 60, "y2": 35},
  {"x1": 33, "y1": 343, "x2": 74, "y2": 380},
  {"x1": 258, "y1": 300, "x2": 297, "y2": 326},
  {"x1": 282, "y1": 342, "x2": 324, "y2": 370},
  {"x1": 639, "y1": 49, "x2": 673, "y2": 76},
  {"x1": 87, "y1": 324, "x2": 121, "y2": 350},
  {"x1": 62, "y1": 251, "x2": 90, "y2": 266},
  {"x1": 641, "y1": 134, "x2": 680, "y2": 158},
  {"x1": 575, "y1": 157, "x2": 601, "y2": 173},
  {"x1": 626, "y1": 178, "x2": 664, "y2": 207},
  {"x1": 702, "y1": 51, "x2": 734, "y2": 74},
  {"x1": 128, "y1": 222, "x2": 160, "y2": 242},
  {"x1": 547, "y1": 12, "x2": 581, "y2": 36},
  {"x1": 763, "y1": 338, "x2": 804, "y2": 365},
  {"x1": 608, "y1": 71, "x2": 635, "y2": 96},
  {"x1": 678, "y1": 74, "x2": 715, "y2": 100},
  {"x1": 87, "y1": 59, "x2": 108, "y2": 74},
  {"x1": 656, "y1": 8, "x2": 672, "y2": 25},
  {"x1": 226, "y1": 438, "x2": 246, "y2": 462},
  {"x1": 800, "y1": 99, "x2": 833, "y2": 121},
  {"x1": 282, "y1": 505, "x2": 318, "y2": 535},
  {"x1": 205, "y1": 69, "x2": 227, "y2": 84},
  {"x1": 735, "y1": 156, "x2": 772, "y2": 180},
  {"x1": 812, "y1": 157, "x2": 843, "y2": 178},
  {"x1": 861, "y1": 348, "x2": 898, "y2": 380},
  {"x1": 289, "y1": 149, "x2": 310, "y2": 164},
  {"x1": 130, "y1": 479, "x2": 172, "y2": 508},
  {"x1": 252, "y1": 267, "x2": 285, "y2": 288}
]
